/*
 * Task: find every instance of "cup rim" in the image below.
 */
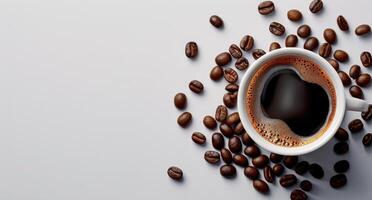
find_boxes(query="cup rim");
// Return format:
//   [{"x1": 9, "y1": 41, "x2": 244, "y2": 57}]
[{"x1": 237, "y1": 48, "x2": 346, "y2": 155}]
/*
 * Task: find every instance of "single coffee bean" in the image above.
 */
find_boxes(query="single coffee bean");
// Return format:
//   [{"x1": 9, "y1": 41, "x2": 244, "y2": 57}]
[
  {"x1": 203, "y1": 115, "x2": 217, "y2": 130},
  {"x1": 167, "y1": 166, "x2": 183, "y2": 180},
  {"x1": 212, "y1": 132, "x2": 225, "y2": 150},
  {"x1": 269, "y1": 42, "x2": 281, "y2": 51},
  {"x1": 287, "y1": 9, "x2": 302, "y2": 21},
  {"x1": 328, "y1": 59, "x2": 339, "y2": 71},
  {"x1": 349, "y1": 65, "x2": 361, "y2": 79},
  {"x1": 272, "y1": 163, "x2": 284, "y2": 176},
  {"x1": 215, "y1": 105, "x2": 228, "y2": 122},
  {"x1": 210, "y1": 66, "x2": 224, "y2": 81},
  {"x1": 297, "y1": 24, "x2": 311, "y2": 38},
  {"x1": 235, "y1": 57, "x2": 249, "y2": 70},
  {"x1": 233, "y1": 154, "x2": 248, "y2": 167},
  {"x1": 334, "y1": 127, "x2": 349, "y2": 141},
  {"x1": 258, "y1": 1, "x2": 275, "y2": 15},
  {"x1": 333, "y1": 142, "x2": 349, "y2": 155},
  {"x1": 349, "y1": 85, "x2": 363, "y2": 99},
  {"x1": 174, "y1": 93, "x2": 187, "y2": 109},
  {"x1": 264, "y1": 166, "x2": 275, "y2": 183},
  {"x1": 303, "y1": 36, "x2": 319, "y2": 51},
  {"x1": 283, "y1": 156, "x2": 298, "y2": 169},
  {"x1": 225, "y1": 112, "x2": 240, "y2": 126},
  {"x1": 252, "y1": 155, "x2": 269, "y2": 168},
  {"x1": 242, "y1": 132, "x2": 254, "y2": 146},
  {"x1": 189, "y1": 80, "x2": 204, "y2": 93},
  {"x1": 300, "y1": 180, "x2": 312, "y2": 191},
  {"x1": 280, "y1": 174, "x2": 297, "y2": 187},
  {"x1": 252, "y1": 49, "x2": 266, "y2": 60},
  {"x1": 360, "y1": 51, "x2": 372, "y2": 67},
  {"x1": 285, "y1": 34, "x2": 298, "y2": 47},
  {"x1": 204, "y1": 150, "x2": 220, "y2": 164},
  {"x1": 225, "y1": 83, "x2": 239, "y2": 92},
  {"x1": 215, "y1": 52, "x2": 232, "y2": 66},
  {"x1": 348, "y1": 119, "x2": 363, "y2": 132},
  {"x1": 220, "y1": 123, "x2": 234, "y2": 138},
  {"x1": 244, "y1": 145, "x2": 261, "y2": 158},
  {"x1": 270, "y1": 153, "x2": 283, "y2": 163},
  {"x1": 220, "y1": 164, "x2": 236, "y2": 178},
  {"x1": 221, "y1": 148, "x2": 233, "y2": 164},
  {"x1": 323, "y1": 28, "x2": 337, "y2": 44},
  {"x1": 355, "y1": 24, "x2": 371, "y2": 36},
  {"x1": 309, "y1": 0, "x2": 323, "y2": 13},
  {"x1": 363, "y1": 133, "x2": 372, "y2": 146},
  {"x1": 185, "y1": 41, "x2": 198, "y2": 58},
  {"x1": 361, "y1": 105, "x2": 372, "y2": 121},
  {"x1": 269, "y1": 22, "x2": 285, "y2": 36},
  {"x1": 356, "y1": 73, "x2": 371, "y2": 87},
  {"x1": 337, "y1": 15, "x2": 349, "y2": 31},
  {"x1": 234, "y1": 122, "x2": 245, "y2": 135},
  {"x1": 240, "y1": 35, "x2": 254, "y2": 51},
  {"x1": 224, "y1": 68, "x2": 238, "y2": 83},
  {"x1": 338, "y1": 71, "x2": 351, "y2": 86},
  {"x1": 192, "y1": 132, "x2": 206, "y2": 145},
  {"x1": 330, "y1": 174, "x2": 347, "y2": 188},
  {"x1": 209, "y1": 15, "x2": 223, "y2": 28},
  {"x1": 334, "y1": 160, "x2": 350, "y2": 173},
  {"x1": 309, "y1": 163, "x2": 324, "y2": 179},
  {"x1": 334, "y1": 50, "x2": 349, "y2": 62},
  {"x1": 223, "y1": 92, "x2": 237, "y2": 108},
  {"x1": 319, "y1": 42, "x2": 332, "y2": 58},
  {"x1": 229, "y1": 136, "x2": 242, "y2": 153},
  {"x1": 244, "y1": 166, "x2": 259, "y2": 180},
  {"x1": 291, "y1": 189, "x2": 308, "y2": 200},
  {"x1": 295, "y1": 161, "x2": 309, "y2": 175},
  {"x1": 229, "y1": 44, "x2": 242, "y2": 58},
  {"x1": 177, "y1": 112, "x2": 192, "y2": 127},
  {"x1": 253, "y1": 179, "x2": 269, "y2": 194}
]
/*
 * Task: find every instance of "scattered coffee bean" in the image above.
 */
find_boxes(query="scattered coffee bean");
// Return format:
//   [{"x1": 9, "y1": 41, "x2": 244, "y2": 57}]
[
  {"x1": 361, "y1": 105, "x2": 372, "y2": 121},
  {"x1": 229, "y1": 44, "x2": 242, "y2": 58},
  {"x1": 334, "y1": 127, "x2": 349, "y2": 141},
  {"x1": 291, "y1": 189, "x2": 308, "y2": 200},
  {"x1": 272, "y1": 163, "x2": 284, "y2": 176},
  {"x1": 264, "y1": 166, "x2": 275, "y2": 183},
  {"x1": 356, "y1": 73, "x2": 371, "y2": 87},
  {"x1": 330, "y1": 174, "x2": 347, "y2": 188},
  {"x1": 203, "y1": 115, "x2": 217, "y2": 130},
  {"x1": 192, "y1": 132, "x2": 206, "y2": 145},
  {"x1": 349, "y1": 85, "x2": 363, "y2": 99},
  {"x1": 220, "y1": 164, "x2": 236, "y2": 178},
  {"x1": 283, "y1": 156, "x2": 298, "y2": 169},
  {"x1": 269, "y1": 22, "x2": 285, "y2": 36},
  {"x1": 258, "y1": 1, "x2": 275, "y2": 15},
  {"x1": 210, "y1": 66, "x2": 224, "y2": 81},
  {"x1": 319, "y1": 42, "x2": 332, "y2": 58},
  {"x1": 280, "y1": 174, "x2": 298, "y2": 187},
  {"x1": 303, "y1": 36, "x2": 319, "y2": 51},
  {"x1": 297, "y1": 24, "x2": 311, "y2": 38},
  {"x1": 177, "y1": 112, "x2": 192, "y2": 127},
  {"x1": 224, "y1": 68, "x2": 238, "y2": 83},
  {"x1": 204, "y1": 150, "x2": 220, "y2": 164},
  {"x1": 185, "y1": 41, "x2": 198, "y2": 58},
  {"x1": 334, "y1": 50, "x2": 349, "y2": 62},
  {"x1": 234, "y1": 122, "x2": 245, "y2": 135},
  {"x1": 225, "y1": 112, "x2": 240, "y2": 126},
  {"x1": 225, "y1": 83, "x2": 239, "y2": 92},
  {"x1": 229, "y1": 136, "x2": 242, "y2": 153},
  {"x1": 360, "y1": 51, "x2": 372, "y2": 67},
  {"x1": 235, "y1": 57, "x2": 249, "y2": 70},
  {"x1": 334, "y1": 160, "x2": 350, "y2": 173},
  {"x1": 309, "y1": 0, "x2": 323, "y2": 13},
  {"x1": 223, "y1": 92, "x2": 237, "y2": 108},
  {"x1": 221, "y1": 148, "x2": 233, "y2": 164},
  {"x1": 287, "y1": 9, "x2": 302, "y2": 21},
  {"x1": 270, "y1": 153, "x2": 283, "y2": 163},
  {"x1": 286, "y1": 34, "x2": 298, "y2": 47},
  {"x1": 253, "y1": 179, "x2": 269, "y2": 194},
  {"x1": 215, "y1": 52, "x2": 232, "y2": 66},
  {"x1": 349, "y1": 65, "x2": 361, "y2": 79},
  {"x1": 244, "y1": 145, "x2": 261, "y2": 158},
  {"x1": 240, "y1": 35, "x2": 254, "y2": 51},
  {"x1": 167, "y1": 166, "x2": 183, "y2": 180},
  {"x1": 174, "y1": 93, "x2": 187, "y2": 109},
  {"x1": 362, "y1": 133, "x2": 372, "y2": 147},
  {"x1": 295, "y1": 161, "x2": 309, "y2": 175},
  {"x1": 323, "y1": 28, "x2": 337, "y2": 44},
  {"x1": 348, "y1": 119, "x2": 364, "y2": 132},
  {"x1": 215, "y1": 105, "x2": 228, "y2": 122},
  {"x1": 309, "y1": 163, "x2": 324, "y2": 179},
  {"x1": 212, "y1": 132, "x2": 225, "y2": 150},
  {"x1": 244, "y1": 166, "x2": 259, "y2": 180},
  {"x1": 209, "y1": 15, "x2": 223, "y2": 28},
  {"x1": 233, "y1": 154, "x2": 248, "y2": 167},
  {"x1": 355, "y1": 24, "x2": 371, "y2": 36},
  {"x1": 338, "y1": 71, "x2": 351, "y2": 86},
  {"x1": 337, "y1": 15, "x2": 349, "y2": 31},
  {"x1": 242, "y1": 132, "x2": 254, "y2": 146},
  {"x1": 189, "y1": 80, "x2": 204, "y2": 93},
  {"x1": 220, "y1": 123, "x2": 234, "y2": 138},
  {"x1": 252, "y1": 49, "x2": 266, "y2": 60},
  {"x1": 252, "y1": 155, "x2": 269, "y2": 168},
  {"x1": 328, "y1": 59, "x2": 339, "y2": 71},
  {"x1": 334, "y1": 142, "x2": 349, "y2": 155},
  {"x1": 300, "y1": 180, "x2": 312, "y2": 192},
  {"x1": 269, "y1": 42, "x2": 281, "y2": 51}
]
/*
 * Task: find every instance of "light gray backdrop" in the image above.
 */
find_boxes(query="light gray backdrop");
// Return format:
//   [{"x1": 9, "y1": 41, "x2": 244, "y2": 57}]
[{"x1": 1, "y1": 0, "x2": 371, "y2": 199}]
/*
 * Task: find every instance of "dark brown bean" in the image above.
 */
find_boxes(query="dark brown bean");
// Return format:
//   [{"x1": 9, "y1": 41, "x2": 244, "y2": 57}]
[
  {"x1": 337, "y1": 15, "x2": 349, "y2": 31},
  {"x1": 330, "y1": 174, "x2": 347, "y2": 188},
  {"x1": 252, "y1": 155, "x2": 269, "y2": 168},
  {"x1": 244, "y1": 166, "x2": 259, "y2": 180},
  {"x1": 269, "y1": 22, "x2": 285, "y2": 36},
  {"x1": 244, "y1": 145, "x2": 261, "y2": 158},
  {"x1": 280, "y1": 174, "x2": 297, "y2": 187},
  {"x1": 300, "y1": 180, "x2": 312, "y2": 191},
  {"x1": 295, "y1": 161, "x2": 309, "y2": 175},
  {"x1": 240, "y1": 35, "x2": 254, "y2": 51},
  {"x1": 338, "y1": 71, "x2": 351, "y2": 86},
  {"x1": 270, "y1": 153, "x2": 283, "y2": 163},
  {"x1": 221, "y1": 148, "x2": 233, "y2": 164},
  {"x1": 253, "y1": 179, "x2": 269, "y2": 194},
  {"x1": 215, "y1": 52, "x2": 232, "y2": 66},
  {"x1": 234, "y1": 122, "x2": 245, "y2": 135},
  {"x1": 177, "y1": 112, "x2": 192, "y2": 127},
  {"x1": 223, "y1": 92, "x2": 237, "y2": 108},
  {"x1": 167, "y1": 166, "x2": 183, "y2": 180},
  {"x1": 334, "y1": 50, "x2": 349, "y2": 62},
  {"x1": 349, "y1": 85, "x2": 363, "y2": 99},
  {"x1": 215, "y1": 105, "x2": 228, "y2": 122},
  {"x1": 203, "y1": 115, "x2": 217, "y2": 130},
  {"x1": 303, "y1": 36, "x2": 319, "y2": 51},
  {"x1": 235, "y1": 57, "x2": 249, "y2": 70},
  {"x1": 356, "y1": 74, "x2": 371, "y2": 87},
  {"x1": 334, "y1": 160, "x2": 350, "y2": 173},
  {"x1": 285, "y1": 34, "x2": 298, "y2": 47},
  {"x1": 224, "y1": 68, "x2": 238, "y2": 83},
  {"x1": 323, "y1": 28, "x2": 337, "y2": 44},
  {"x1": 220, "y1": 164, "x2": 236, "y2": 178},
  {"x1": 283, "y1": 156, "x2": 298, "y2": 169},
  {"x1": 212, "y1": 132, "x2": 225, "y2": 150},
  {"x1": 264, "y1": 166, "x2": 275, "y2": 183},
  {"x1": 272, "y1": 163, "x2": 284, "y2": 176},
  {"x1": 309, "y1": 163, "x2": 324, "y2": 179},
  {"x1": 363, "y1": 133, "x2": 372, "y2": 146},
  {"x1": 258, "y1": 1, "x2": 275, "y2": 15},
  {"x1": 185, "y1": 41, "x2": 198, "y2": 58},
  {"x1": 328, "y1": 59, "x2": 339, "y2": 71},
  {"x1": 287, "y1": 9, "x2": 302, "y2": 21},
  {"x1": 355, "y1": 24, "x2": 371, "y2": 36},
  {"x1": 210, "y1": 66, "x2": 224, "y2": 81},
  {"x1": 348, "y1": 119, "x2": 363, "y2": 133},
  {"x1": 361, "y1": 105, "x2": 372, "y2": 121},
  {"x1": 297, "y1": 24, "x2": 311, "y2": 38},
  {"x1": 334, "y1": 128, "x2": 349, "y2": 141},
  {"x1": 229, "y1": 44, "x2": 242, "y2": 58},
  {"x1": 334, "y1": 142, "x2": 349, "y2": 155},
  {"x1": 291, "y1": 189, "x2": 308, "y2": 200},
  {"x1": 228, "y1": 136, "x2": 242, "y2": 153},
  {"x1": 309, "y1": 0, "x2": 323, "y2": 13},
  {"x1": 225, "y1": 83, "x2": 239, "y2": 92},
  {"x1": 252, "y1": 49, "x2": 266, "y2": 60},
  {"x1": 220, "y1": 123, "x2": 234, "y2": 138},
  {"x1": 174, "y1": 93, "x2": 187, "y2": 109},
  {"x1": 349, "y1": 65, "x2": 361, "y2": 79},
  {"x1": 360, "y1": 51, "x2": 372, "y2": 67},
  {"x1": 233, "y1": 154, "x2": 248, "y2": 167},
  {"x1": 225, "y1": 112, "x2": 240, "y2": 126},
  {"x1": 192, "y1": 132, "x2": 206, "y2": 144},
  {"x1": 204, "y1": 150, "x2": 220, "y2": 164},
  {"x1": 209, "y1": 15, "x2": 223, "y2": 28},
  {"x1": 241, "y1": 132, "x2": 254, "y2": 146},
  {"x1": 269, "y1": 42, "x2": 281, "y2": 51},
  {"x1": 319, "y1": 42, "x2": 332, "y2": 58},
  {"x1": 189, "y1": 80, "x2": 204, "y2": 93}
]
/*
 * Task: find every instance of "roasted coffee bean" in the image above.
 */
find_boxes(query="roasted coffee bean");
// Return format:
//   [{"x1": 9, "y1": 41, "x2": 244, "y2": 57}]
[
  {"x1": 319, "y1": 42, "x2": 332, "y2": 58},
  {"x1": 337, "y1": 15, "x2": 349, "y2": 31},
  {"x1": 287, "y1": 9, "x2": 302, "y2": 21},
  {"x1": 295, "y1": 161, "x2": 309, "y2": 175},
  {"x1": 334, "y1": 50, "x2": 348, "y2": 62},
  {"x1": 348, "y1": 119, "x2": 364, "y2": 132},
  {"x1": 362, "y1": 105, "x2": 372, "y2": 121},
  {"x1": 177, "y1": 112, "x2": 192, "y2": 127},
  {"x1": 269, "y1": 42, "x2": 281, "y2": 51},
  {"x1": 242, "y1": 132, "x2": 254, "y2": 146},
  {"x1": 210, "y1": 66, "x2": 224, "y2": 81},
  {"x1": 235, "y1": 57, "x2": 249, "y2": 70},
  {"x1": 269, "y1": 22, "x2": 285, "y2": 36},
  {"x1": 252, "y1": 155, "x2": 269, "y2": 168},
  {"x1": 229, "y1": 44, "x2": 242, "y2": 58},
  {"x1": 258, "y1": 1, "x2": 275, "y2": 15},
  {"x1": 215, "y1": 52, "x2": 232, "y2": 66},
  {"x1": 253, "y1": 179, "x2": 269, "y2": 194},
  {"x1": 280, "y1": 174, "x2": 297, "y2": 187},
  {"x1": 220, "y1": 164, "x2": 236, "y2": 178},
  {"x1": 349, "y1": 65, "x2": 361, "y2": 79},
  {"x1": 334, "y1": 127, "x2": 349, "y2": 141},
  {"x1": 283, "y1": 156, "x2": 298, "y2": 169},
  {"x1": 330, "y1": 174, "x2": 347, "y2": 188},
  {"x1": 264, "y1": 166, "x2": 275, "y2": 183},
  {"x1": 356, "y1": 73, "x2": 371, "y2": 87},
  {"x1": 272, "y1": 163, "x2": 284, "y2": 176},
  {"x1": 167, "y1": 166, "x2": 183, "y2": 180},
  {"x1": 174, "y1": 93, "x2": 187, "y2": 109},
  {"x1": 309, "y1": 0, "x2": 323, "y2": 13},
  {"x1": 270, "y1": 153, "x2": 283, "y2": 163},
  {"x1": 204, "y1": 150, "x2": 220, "y2": 164},
  {"x1": 297, "y1": 24, "x2": 311, "y2": 38},
  {"x1": 309, "y1": 163, "x2": 324, "y2": 179},
  {"x1": 233, "y1": 154, "x2": 248, "y2": 167},
  {"x1": 244, "y1": 166, "x2": 259, "y2": 180},
  {"x1": 360, "y1": 51, "x2": 372, "y2": 67},
  {"x1": 185, "y1": 41, "x2": 198, "y2": 58},
  {"x1": 291, "y1": 189, "x2": 308, "y2": 200},
  {"x1": 221, "y1": 148, "x2": 233, "y2": 164},
  {"x1": 349, "y1": 85, "x2": 363, "y2": 99},
  {"x1": 334, "y1": 142, "x2": 349, "y2": 155},
  {"x1": 225, "y1": 112, "x2": 240, "y2": 126},
  {"x1": 323, "y1": 28, "x2": 337, "y2": 44},
  {"x1": 212, "y1": 132, "x2": 225, "y2": 150},
  {"x1": 252, "y1": 49, "x2": 266, "y2": 60},
  {"x1": 334, "y1": 160, "x2": 349, "y2": 173},
  {"x1": 363, "y1": 133, "x2": 372, "y2": 146},
  {"x1": 328, "y1": 59, "x2": 339, "y2": 71},
  {"x1": 220, "y1": 123, "x2": 234, "y2": 138},
  {"x1": 300, "y1": 180, "x2": 312, "y2": 191},
  {"x1": 234, "y1": 122, "x2": 245, "y2": 135},
  {"x1": 229, "y1": 136, "x2": 242, "y2": 153},
  {"x1": 338, "y1": 71, "x2": 351, "y2": 86},
  {"x1": 215, "y1": 105, "x2": 228, "y2": 122},
  {"x1": 203, "y1": 115, "x2": 217, "y2": 130},
  {"x1": 285, "y1": 34, "x2": 298, "y2": 47},
  {"x1": 224, "y1": 68, "x2": 238, "y2": 83},
  {"x1": 209, "y1": 15, "x2": 223, "y2": 28},
  {"x1": 225, "y1": 83, "x2": 239, "y2": 92},
  {"x1": 223, "y1": 92, "x2": 237, "y2": 108},
  {"x1": 240, "y1": 35, "x2": 254, "y2": 51},
  {"x1": 355, "y1": 24, "x2": 371, "y2": 36},
  {"x1": 192, "y1": 132, "x2": 206, "y2": 145},
  {"x1": 303, "y1": 36, "x2": 319, "y2": 51},
  {"x1": 189, "y1": 80, "x2": 204, "y2": 93},
  {"x1": 244, "y1": 145, "x2": 261, "y2": 158}
]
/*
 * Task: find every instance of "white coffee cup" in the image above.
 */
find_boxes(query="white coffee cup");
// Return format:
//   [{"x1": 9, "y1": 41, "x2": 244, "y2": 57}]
[{"x1": 237, "y1": 48, "x2": 370, "y2": 155}]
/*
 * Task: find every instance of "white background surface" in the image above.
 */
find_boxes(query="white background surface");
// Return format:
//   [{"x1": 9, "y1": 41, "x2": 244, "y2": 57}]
[{"x1": 1, "y1": 0, "x2": 372, "y2": 199}]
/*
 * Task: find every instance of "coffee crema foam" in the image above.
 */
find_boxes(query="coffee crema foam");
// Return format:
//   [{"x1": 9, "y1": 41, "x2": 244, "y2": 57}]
[{"x1": 245, "y1": 55, "x2": 336, "y2": 147}]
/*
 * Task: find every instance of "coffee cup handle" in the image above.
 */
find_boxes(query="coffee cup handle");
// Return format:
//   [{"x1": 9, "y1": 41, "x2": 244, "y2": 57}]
[{"x1": 346, "y1": 96, "x2": 369, "y2": 112}]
